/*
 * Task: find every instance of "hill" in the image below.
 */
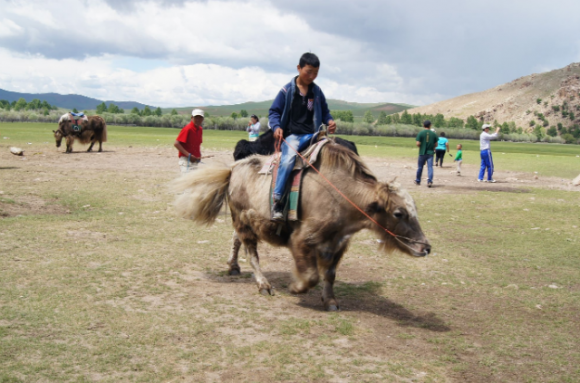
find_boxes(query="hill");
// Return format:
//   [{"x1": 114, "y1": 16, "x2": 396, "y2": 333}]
[
  {"x1": 167, "y1": 99, "x2": 413, "y2": 119},
  {"x1": 0, "y1": 88, "x2": 152, "y2": 111},
  {"x1": 406, "y1": 62, "x2": 580, "y2": 130}
]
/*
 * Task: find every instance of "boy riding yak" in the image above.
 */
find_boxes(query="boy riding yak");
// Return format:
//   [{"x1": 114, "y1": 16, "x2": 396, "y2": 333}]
[{"x1": 268, "y1": 52, "x2": 336, "y2": 221}]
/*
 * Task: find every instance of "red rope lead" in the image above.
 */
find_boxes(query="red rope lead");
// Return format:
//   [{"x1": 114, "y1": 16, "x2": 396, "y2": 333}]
[{"x1": 277, "y1": 136, "x2": 400, "y2": 240}]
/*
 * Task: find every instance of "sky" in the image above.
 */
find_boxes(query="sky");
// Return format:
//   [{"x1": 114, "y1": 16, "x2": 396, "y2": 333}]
[{"x1": 1, "y1": 0, "x2": 580, "y2": 108}]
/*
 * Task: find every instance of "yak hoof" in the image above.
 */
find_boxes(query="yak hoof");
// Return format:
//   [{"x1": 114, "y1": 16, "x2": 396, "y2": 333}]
[
  {"x1": 289, "y1": 284, "x2": 309, "y2": 295},
  {"x1": 259, "y1": 288, "x2": 274, "y2": 296},
  {"x1": 228, "y1": 268, "x2": 241, "y2": 276},
  {"x1": 326, "y1": 304, "x2": 339, "y2": 312}
]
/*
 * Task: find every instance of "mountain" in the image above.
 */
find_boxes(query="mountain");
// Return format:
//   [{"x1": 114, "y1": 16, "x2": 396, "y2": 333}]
[
  {"x1": 0, "y1": 88, "x2": 153, "y2": 111},
  {"x1": 168, "y1": 100, "x2": 413, "y2": 119},
  {"x1": 406, "y1": 62, "x2": 580, "y2": 130},
  {"x1": 0, "y1": 87, "x2": 413, "y2": 118}
]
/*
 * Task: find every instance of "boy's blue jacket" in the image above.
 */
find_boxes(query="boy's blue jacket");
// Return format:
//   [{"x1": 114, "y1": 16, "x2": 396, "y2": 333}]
[{"x1": 268, "y1": 77, "x2": 333, "y2": 134}]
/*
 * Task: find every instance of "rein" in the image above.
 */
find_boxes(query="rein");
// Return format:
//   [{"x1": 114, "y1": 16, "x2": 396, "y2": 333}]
[{"x1": 275, "y1": 133, "x2": 429, "y2": 251}]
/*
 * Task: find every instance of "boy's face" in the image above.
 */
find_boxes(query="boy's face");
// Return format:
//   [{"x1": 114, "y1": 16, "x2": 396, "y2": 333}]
[
  {"x1": 296, "y1": 64, "x2": 319, "y2": 85},
  {"x1": 192, "y1": 116, "x2": 204, "y2": 126},
  {"x1": 457, "y1": 145, "x2": 462, "y2": 150}
]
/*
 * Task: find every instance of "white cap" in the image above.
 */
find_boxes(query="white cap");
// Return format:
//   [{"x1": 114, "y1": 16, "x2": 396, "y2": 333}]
[
  {"x1": 482, "y1": 124, "x2": 492, "y2": 130},
  {"x1": 192, "y1": 109, "x2": 204, "y2": 117}
]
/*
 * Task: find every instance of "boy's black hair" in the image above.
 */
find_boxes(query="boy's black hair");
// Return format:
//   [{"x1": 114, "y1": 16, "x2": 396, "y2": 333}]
[
  {"x1": 299, "y1": 52, "x2": 320, "y2": 68},
  {"x1": 423, "y1": 120, "x2": 432, "y2": 128},
  {"x1": 251, "y1": 114, "x2": 259, "y2": 122},
  {"x1": 440, "y1": 132, "x2": 446, "y2": 137}
]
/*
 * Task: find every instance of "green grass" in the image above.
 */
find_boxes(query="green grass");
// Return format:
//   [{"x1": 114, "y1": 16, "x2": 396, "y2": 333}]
[{"x1": 3, "y1": 122, "x2": 580, "y2": 178}]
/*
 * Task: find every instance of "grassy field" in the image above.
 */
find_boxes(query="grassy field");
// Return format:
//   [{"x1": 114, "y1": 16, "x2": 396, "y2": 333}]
[
  {"x1": 1, "y1": 123, "x2": 580, "y2": 382},
  {"x1": 3, "y1": 123, "x2": 579, "y2": 178}
]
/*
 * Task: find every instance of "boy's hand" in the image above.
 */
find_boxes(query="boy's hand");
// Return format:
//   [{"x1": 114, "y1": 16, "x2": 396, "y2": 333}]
[
  {"x1": 327, "y1": 120, "x2": 336, "y2": 134},
  {"x1": 274, "y1": 128, "x2": 283, "y2": 141}
]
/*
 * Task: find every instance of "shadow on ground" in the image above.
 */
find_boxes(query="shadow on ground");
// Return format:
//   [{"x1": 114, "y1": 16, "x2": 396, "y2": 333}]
[{"x1": 206, "y1": 270, "x2": 451, "y2": 333}]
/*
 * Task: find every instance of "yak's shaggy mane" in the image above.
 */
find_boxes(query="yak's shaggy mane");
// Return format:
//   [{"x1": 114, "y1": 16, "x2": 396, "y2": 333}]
[{"x1": 317, "y1": 140, "x2": 376, "y2": 182}]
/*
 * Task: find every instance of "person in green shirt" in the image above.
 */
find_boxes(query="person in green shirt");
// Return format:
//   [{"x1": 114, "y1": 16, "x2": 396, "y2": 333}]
[
  {"x1": 414, "y1": 120, "x2": 438, "y2": 187},
  {"x1": 454, "y1": 144, "x2": 463, "y2": 176}
]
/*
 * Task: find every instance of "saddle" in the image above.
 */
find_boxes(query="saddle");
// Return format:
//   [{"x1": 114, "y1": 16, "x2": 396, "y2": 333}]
[
  {"x1": 68, "y1": 112, "x2": 88, "y2": 133},
  {"x1": 264, "y1": 136, "x2": 331, "y2": 222}
]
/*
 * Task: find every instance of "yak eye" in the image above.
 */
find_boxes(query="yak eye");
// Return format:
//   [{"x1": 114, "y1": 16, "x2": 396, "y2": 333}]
[{"x1": 394, "y1": 210, "x2": 404, "y2": 219}]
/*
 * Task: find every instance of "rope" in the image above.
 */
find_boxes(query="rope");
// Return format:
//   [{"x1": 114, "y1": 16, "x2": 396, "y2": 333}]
[{"x1": 274, "y1": 133, "x2": 429, "y2": 251}]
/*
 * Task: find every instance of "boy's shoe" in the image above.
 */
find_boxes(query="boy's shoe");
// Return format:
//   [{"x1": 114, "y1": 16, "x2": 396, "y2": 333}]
[
  {"x1": 486, "y1": 179, "x2": 497, "y2": 183},
  {"x1": 477, "y1": 179, "x2": 483, "y2": 182},
  {"x1": 427, "y1": 181, "x2": 433, "y2": 188},
  {"x1": 435, "y1": 163, "x2": 438, "y2": 167},
  {"x1": 414, "y1": 180, "x2": 420, "y2": 186},
  {"x1": 270, "y1": 201, "x2": 284, "y2": 222},
  {"x1": 457, "y1": 172, "x2": 461, "y2": 176}
]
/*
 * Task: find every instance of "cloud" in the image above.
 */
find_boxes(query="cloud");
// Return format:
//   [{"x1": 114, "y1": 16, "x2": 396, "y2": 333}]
[
  {"x1": 0, "y1": 48, "x2": 293, "y2": 107},
  {"x1": 1, "y1": 0, "x2": 580, "y2": 107}
]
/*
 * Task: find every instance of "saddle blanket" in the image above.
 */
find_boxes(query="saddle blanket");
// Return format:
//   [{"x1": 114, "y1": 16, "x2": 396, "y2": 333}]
[
  {"x1": 59, "y1": 112, "x2": 88, "y2": 124},
  {"x1": 259, "y1": 138, "x2": 329, "y2": 175},
  {"x1": 266, "y1": 138, "x2": 330, "y2": 221}
]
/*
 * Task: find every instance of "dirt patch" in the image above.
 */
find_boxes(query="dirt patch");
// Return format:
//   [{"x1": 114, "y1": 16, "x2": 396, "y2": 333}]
[
  {"x1": 452, "y1": 185, "x2": 531, "y2": 193},
  {"x1": 0, "y1": 195, "x2": 69, "y2": 218}
]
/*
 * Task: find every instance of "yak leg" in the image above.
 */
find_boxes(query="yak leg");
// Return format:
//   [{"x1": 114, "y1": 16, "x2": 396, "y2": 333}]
[
  {"x1": 245, "y1": 240, "x2": 273, "y2": 296},
  {"x1": 320, "y1": 248, "x2": 347, "y2": 311},
  {"x1": 65, "y1": 137, "x2": 74, "y2": 153},
  {"x1": 227, "y1": 231, "x2": 242, "y2": 275},
  {"x1": 98, "y1": 139, "x2": 103, "y2": 152},
  {"x1": 87, "y1": 140, "x2": 95, "y2": 152},
  {"x1": 289, "y1": 242, "x2": 320, "y2": 294}
]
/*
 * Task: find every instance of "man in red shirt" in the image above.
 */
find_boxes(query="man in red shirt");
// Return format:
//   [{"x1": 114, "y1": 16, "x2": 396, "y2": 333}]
[{"x1": 174, "y1": 109, "x2": 204, "y2": 173}]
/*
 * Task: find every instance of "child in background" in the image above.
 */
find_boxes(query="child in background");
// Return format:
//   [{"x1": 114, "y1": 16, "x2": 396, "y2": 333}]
[
  {"x1": 454, "y1": 144, "x2": 463, "y2": 176},
  {"x1": 247, "y1": 114, "x2": 261, "y2": 142}
]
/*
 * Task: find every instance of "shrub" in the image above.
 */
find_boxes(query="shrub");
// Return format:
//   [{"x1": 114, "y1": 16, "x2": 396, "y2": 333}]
[
  {"x1": 529, "y1": 120, "x2": 536, "y2": 127},
  {"x1": 536, "y1": 98, "x2": 542, "y2": 104},
  {"x1": 562, "y1": 133, "x2": 576, "y2": 144},
  {"x1": 332, "y1": 110, "x2": 354, "y2": 123},
  {"x1": 363, "y1": 110, "x2": 374, "y2": 124},
  {"x1": 377, "y1": 111, "x2": 388, "y2": 125},
  {"x1": 552, "y1": 105, "x2": 560, "y2": 112},
  {"x1": 547, "y1": 126, "x2": 558, "y2": 137}
]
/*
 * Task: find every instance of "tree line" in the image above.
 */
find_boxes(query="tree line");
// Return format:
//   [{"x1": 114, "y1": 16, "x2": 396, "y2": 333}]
[{"x1": 0, "y1": 98, "x2": 58, "y2": 115}]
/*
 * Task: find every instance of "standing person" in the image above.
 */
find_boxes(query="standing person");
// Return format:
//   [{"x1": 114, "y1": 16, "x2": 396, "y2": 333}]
[
  {"x1": 434, "y1": 132, "x2": 449, "y2": 167},
  {"x1": 454, "y1": 144, "x2": 463, "y2": 176},
  {"x1": 478, "y1": 123, "x2": 500, "y2": 182},
  {"x1": 174, "y1": 109, "x2": 204, "y2": 174},
  {"x1": 268, "y1": 52, "x2": 336, "y2": 221},
  {"x1": 247, "y1": 114, "x2": 261, "y2": 142},
  {"x1": 414, "y1": 120, "x2": 438, "y2": 188}
]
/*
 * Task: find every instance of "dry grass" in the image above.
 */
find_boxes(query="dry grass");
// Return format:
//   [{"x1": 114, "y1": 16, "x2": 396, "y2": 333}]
[{"x1": 1, "y1": 125, "x2": 579, "y2": 382}]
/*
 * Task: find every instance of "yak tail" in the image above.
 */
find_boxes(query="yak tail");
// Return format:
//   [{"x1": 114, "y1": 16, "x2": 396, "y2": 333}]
[
  {"x1": 171, "y1": 164, "x2": 232, "y2": 225},
  {"x1": 101, "y1": 120, "x2": 108, "y2": 142}
]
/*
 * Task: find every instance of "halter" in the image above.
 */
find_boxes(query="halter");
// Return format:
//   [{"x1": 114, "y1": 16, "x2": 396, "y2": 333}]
[{"x1": 276, "y1": 130, "x2": 430, "y2": 252}]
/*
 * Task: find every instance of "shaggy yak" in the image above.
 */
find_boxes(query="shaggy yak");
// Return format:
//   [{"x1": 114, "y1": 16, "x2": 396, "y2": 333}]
[
  {"x1": 233, "y1": 129, "x2": 359, "y2": 160},
  {"x1": 53, "y1": 115, "x2": 107, "y2": 153},
  {"x1": 173, "y1": 139, "x2": 431, "y2": 311}
]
